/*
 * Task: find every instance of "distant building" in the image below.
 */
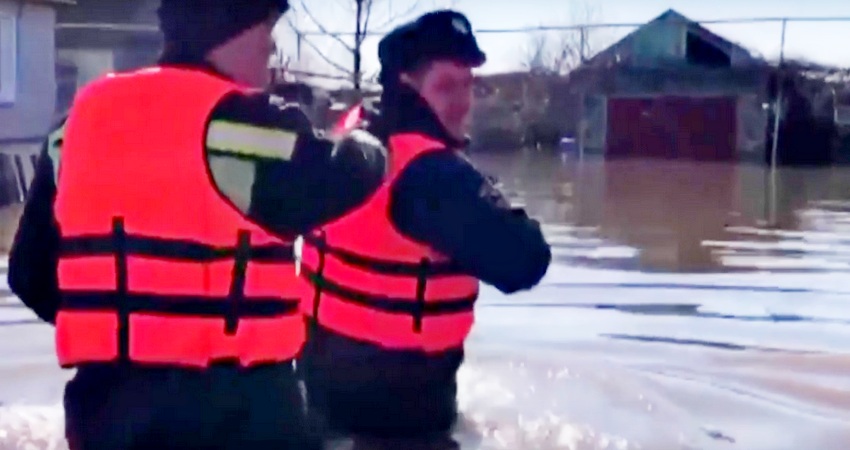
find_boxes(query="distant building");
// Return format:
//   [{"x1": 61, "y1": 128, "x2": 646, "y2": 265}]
[
  {"x1": 472, "y1": 72, "x2": 569, "y2": 151},
  {"x1": 55, "y1": 0, "x2": 161, "y2": 114},
  {"x1": 0, "y1": 0, "x2": 70, "y2": 207},
  {"x1": 471, "y1": 72, "x2": 527, "y2": 151},
  {"x1": 564, "y1": 9, "x2": 771, "y2": 162}
]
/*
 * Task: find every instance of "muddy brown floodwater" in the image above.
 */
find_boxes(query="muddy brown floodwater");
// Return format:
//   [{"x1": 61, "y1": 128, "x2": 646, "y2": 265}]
[{"x1": 3, "y1": 153, "x2": 850, "y2": 449}]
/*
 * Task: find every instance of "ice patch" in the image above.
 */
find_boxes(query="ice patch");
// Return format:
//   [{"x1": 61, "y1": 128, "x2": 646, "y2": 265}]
[{"x1": 0, "y1": 404, "x2": 65, "y2": 450}]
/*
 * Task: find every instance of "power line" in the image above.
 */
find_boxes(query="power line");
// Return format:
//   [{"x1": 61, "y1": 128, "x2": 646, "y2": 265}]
[
  {"x1": 57, "y1": 16, "x2": 850, "y2": 37},
  {"x1": 56, "y1": 23, "x2": 159, "y2": 32},
  {"x1": 296, "y1": 16, "x2": 850, "y2": 37},
  {"x1": 284, "y1": 69, "x2": 381, "y2": 86},
  {"x1": 284, "y1": 14, "x2": 850, "y2": 87},
  {"x1": 478, "y1": 16, "x2": 850, "y2": 33}
]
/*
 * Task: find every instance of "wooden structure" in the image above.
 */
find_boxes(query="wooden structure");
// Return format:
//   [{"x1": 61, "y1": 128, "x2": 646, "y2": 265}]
[{"x1": 565, "y1": 9, "x2": 771, "y2": 162}]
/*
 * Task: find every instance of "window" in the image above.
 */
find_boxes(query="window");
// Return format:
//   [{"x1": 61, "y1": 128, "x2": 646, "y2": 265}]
[
  {"x1": 0, "y1": 13, "x2": 17, "y2": 104},
  {"x1": 685, "y1": 32, "x2": 731, "y2": 67}
]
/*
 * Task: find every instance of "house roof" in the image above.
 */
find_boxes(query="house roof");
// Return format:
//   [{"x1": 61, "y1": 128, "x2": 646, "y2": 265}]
[{"x1": 583, "y1": 8, "x2": 761, "y2": 68}]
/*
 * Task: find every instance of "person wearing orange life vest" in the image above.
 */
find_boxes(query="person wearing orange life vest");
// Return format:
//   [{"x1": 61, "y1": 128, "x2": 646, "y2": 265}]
[
  {"x1": 298, "y1": 10, "x2": 552, "y2": 441},
  {"x1": 7, "y1": 1, "x2": 386, "y2": 449}
]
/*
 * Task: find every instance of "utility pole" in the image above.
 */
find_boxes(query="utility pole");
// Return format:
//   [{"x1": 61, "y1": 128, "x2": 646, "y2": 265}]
[
  {"x1": 579, "y1": 26, "x2": 587, "y2": 64},
  {"x1": 768, "y1": 18, "x2": 787, "y2": 227},
  {"x1": 295, "y1": 32, "x2": 302, "y2": 62},
  {"x1": 354, "y1": 0, "x2": 364, "y2": 91}
]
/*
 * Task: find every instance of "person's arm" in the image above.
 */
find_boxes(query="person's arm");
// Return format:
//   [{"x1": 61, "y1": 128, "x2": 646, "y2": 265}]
[
  {"x1": 205, "y1": 93, "x2": 385, "y2": 238},
  {"x1": 8, "y1": 118, "x2": 66, "y2": 324},
  {"x1": 390, "y1": 150, "x2": 551, "y2": 294}
]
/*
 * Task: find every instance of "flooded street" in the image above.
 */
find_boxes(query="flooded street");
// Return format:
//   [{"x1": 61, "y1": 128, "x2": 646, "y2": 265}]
[
  {"x1": 3, "y1": 153, "x2": 850, "y2": 449},
  {"x1": 460, "y1": 153, "x2": 850, "y2": 449}
]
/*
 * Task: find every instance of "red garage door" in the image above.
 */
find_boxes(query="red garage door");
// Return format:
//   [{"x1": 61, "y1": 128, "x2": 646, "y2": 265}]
[{"x1": 606, "y1": 96, "x2": 738, "y2": 161}]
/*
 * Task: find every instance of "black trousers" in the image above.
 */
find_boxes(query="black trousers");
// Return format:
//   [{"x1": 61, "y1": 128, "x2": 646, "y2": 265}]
[
  {"x1": 304, "y1": 369, "x2": 459, "y2": 438},
  {"x1": 300, "y1": 323, "x2": 464, "y2": 440},
  {"x1": 64, "y1": 362, "x2": 320, "y2": 450}
]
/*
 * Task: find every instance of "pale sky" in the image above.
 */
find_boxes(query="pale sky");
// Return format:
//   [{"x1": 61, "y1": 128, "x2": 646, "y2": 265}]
[{"x1": 274, "y1": 0, "x2": 850, "y2": 87}]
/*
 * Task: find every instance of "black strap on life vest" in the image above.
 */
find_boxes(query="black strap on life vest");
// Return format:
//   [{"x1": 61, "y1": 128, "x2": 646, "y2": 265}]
[
  {"x1": 302, "y1": 231, "x2": 327, "y2": 376},
  {"x1": 413, "y1": 258, "x2": 429, "y2": 333},
  {"x1": 309, "y1": 231, "x2": 328, "y2": 324},
  {"x1": 59, "y1": 216, "x2": 300, "y2": 363},
  {"x1": 299, "y1": 265, "x2": 476, "y2": 317},
  {"x1": 301, "y1": 234, "x2": 465, "y2": 277},
  {"x1": 112, "y1": 217, "x2": 130, "y2": 363},
  {"x1": 59, "y1": 292, "x2": 298, "y2": 316},
  {"x1": 61, "y1": 232, "x2": 295, "y2": 262},
  {"x1": 225, "y1": 230, "x2": 251, "y2": 335},
  {"x1": 301, "y1": 233, "x2": 475, "y2": 332}
]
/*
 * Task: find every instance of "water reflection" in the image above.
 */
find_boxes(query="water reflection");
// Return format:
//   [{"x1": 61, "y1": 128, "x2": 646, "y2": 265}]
[
  {"x1": 5, "y1": 153, "x2": 850, "y2": 449},
  {"x1": 472, "y1": 151, "x2": 850, "y2": 273}
]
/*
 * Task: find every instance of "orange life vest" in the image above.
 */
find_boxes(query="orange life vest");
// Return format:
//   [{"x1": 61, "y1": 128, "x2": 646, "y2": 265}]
[
  {"x1": 300, "y1": 133, "x2": 479, "y2": 353},
  {"x1": 54, "y1": 67, "x2": 304, "y2": 369}
]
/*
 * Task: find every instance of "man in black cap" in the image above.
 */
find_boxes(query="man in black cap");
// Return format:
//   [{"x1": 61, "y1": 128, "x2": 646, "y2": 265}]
[
  {"x1": 8, "y1": 1, "x2": 385, "y2": 449},
  {"x1": 298, "y1": 9, "x2": 551, "y2": 445}
]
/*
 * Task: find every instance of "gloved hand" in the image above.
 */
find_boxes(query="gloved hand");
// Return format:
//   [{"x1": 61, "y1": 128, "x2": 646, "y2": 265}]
[
  {"x1": 331, "y1": 129, "x2": 388, "y2": 188},
  {"x1": 276, "y1": 102, "x2": 315, "y2": 133},
  {"x1": 478, "y1": 173, "x2": 512, "y2": 210},
  {"x1": 479, "y1": 172, "x2": 530, "y2": 218}
]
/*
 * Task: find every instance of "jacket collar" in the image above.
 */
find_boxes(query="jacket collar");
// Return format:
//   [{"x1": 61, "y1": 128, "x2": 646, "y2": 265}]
[
  {"x1": 156, "y1": 55, "x2": 234, "y2": 82},
  {"x1": 369, "y1": 84, "x2": 467, "y2": 149}
]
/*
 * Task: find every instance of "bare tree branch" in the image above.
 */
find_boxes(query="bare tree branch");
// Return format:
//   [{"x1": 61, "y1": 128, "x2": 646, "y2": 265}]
[
  {"x1": 287, "y1": 16, "x2": 353, "y2": 75},
  {"x1": 284, "y1": 0, "x2": 437, "y2": 90},
  {"x1": 520, "y1": 30, "x2": 584, "y2": 75},
  {"x1": 370, "y1": 0, "x2": 422, "y2": 32},
  {"x1": 569, "y1": 0, "x2": 601, "y2": 61},
  {"x1": 517, "y1": 0, "x2": 602, "y2": 75},
  {"x1": 303, "y1": 37, "x2": 353, "y2": 74},
  {"x1": 521, "y1": 32, "x2": 549, "y2": 73},
  {"x1": 362, "y1": 0, "x2": 374, "y2": 38},
  {"x1": 295, "y1": 0, "x2": 355, "y2": 52},
  {"x1": 554, "y1": 31, "x2": 581, "y2": 71}
]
